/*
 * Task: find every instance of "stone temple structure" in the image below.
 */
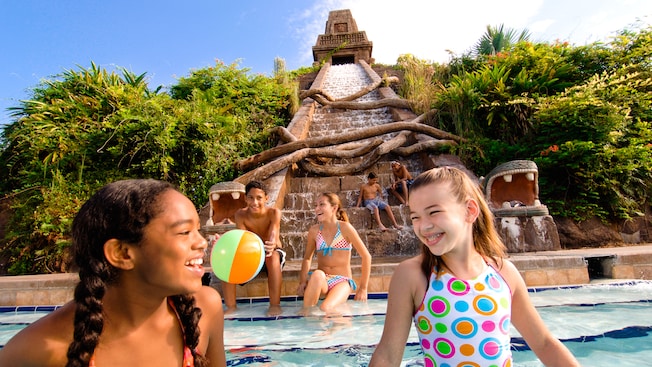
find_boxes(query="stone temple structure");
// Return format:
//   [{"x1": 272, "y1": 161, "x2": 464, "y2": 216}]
[{"x1": 312, "y1": 9, "x2": 373, "y2": 65}]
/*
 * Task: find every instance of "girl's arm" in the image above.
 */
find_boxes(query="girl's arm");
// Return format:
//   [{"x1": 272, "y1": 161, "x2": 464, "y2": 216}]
[
  {"x1": 500, "y1": 260, "x2": 581, "y2": 367},
  {"x1": 297, "y1": 226, "x2": 317, "y2": 296},
  {"x1": 370, "y1": 257, "x2": 424, "y2": 367},
  {"x1": 342, "y1": 221, "x2": 371, "y2": 301}
]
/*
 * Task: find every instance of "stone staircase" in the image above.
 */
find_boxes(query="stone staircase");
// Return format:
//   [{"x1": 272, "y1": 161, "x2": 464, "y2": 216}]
[
  {"x1": 215, "y1": 61, "x2": 427, "y2": 299},
  {"x1": 279, "y1": 62, "x2": 421, "y2": 260}
]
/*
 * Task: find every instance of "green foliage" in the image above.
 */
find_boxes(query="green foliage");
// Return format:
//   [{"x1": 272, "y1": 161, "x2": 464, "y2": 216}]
[
  {"x1": 396, "y1": 54, "x2": 444, "y2": 116},
  {"x1": 474, "y1": 24, "x2": 531, "y2": 56},
  {"x1": 530, "y1": 68, "x2": 652, "y2": 221},
  {"x1": 430, "y1": 24, "x2": 652, "y2": 222},
  {"x1": 0, "y1": 60, "x2": 295, "y2": 274},
  {"x1": 1, "y1": 24, "x2": 651, "y2": 273}
]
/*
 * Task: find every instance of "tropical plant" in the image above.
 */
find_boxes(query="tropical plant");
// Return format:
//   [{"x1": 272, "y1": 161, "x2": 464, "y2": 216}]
[
  {"x1": 474, "y1": 24, "x2": 531, "y2": 56},
  {"x1": 396, "y1": 54, "x2": 445, "y2": 117},
  {"x1": 0, "y1": 60, "x2": 295, "y2": 274}
]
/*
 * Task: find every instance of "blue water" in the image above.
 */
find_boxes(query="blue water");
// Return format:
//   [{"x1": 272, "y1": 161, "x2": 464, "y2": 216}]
[{"x1": 2, "y1": 282, "x2": 651, "y2": 366}]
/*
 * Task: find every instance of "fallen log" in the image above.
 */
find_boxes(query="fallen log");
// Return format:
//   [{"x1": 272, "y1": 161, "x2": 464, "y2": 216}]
[
  {"x1": 298, "y1": 131, "x2": 410, "y2": 176},
  {"x1": 235, "y1": 112, "x2": 460, "y2": 172},
  {"x1": 234, "y1": 139, "x2": 383, "y2": 184},
  {"x1": 299, "y1": 75, "x2": 399, "y2": 102},
  {"x1": 314, "y1": 97, "x2": 412, "y2": 110}
]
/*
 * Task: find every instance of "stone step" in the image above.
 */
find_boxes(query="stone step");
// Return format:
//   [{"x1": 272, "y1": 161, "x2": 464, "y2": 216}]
[
  {"x1": 280, "y1": 225, "x2": 419, "y2": 260},
  {"x1": 283, "y1": 188, "x2": 398, "y2": 211},
  {"x1": 281, "y1": 205, "x2": 410, "y2": 234},
  {"x1": 287, "y1": 170, "x2": 417, "y2": 198}
]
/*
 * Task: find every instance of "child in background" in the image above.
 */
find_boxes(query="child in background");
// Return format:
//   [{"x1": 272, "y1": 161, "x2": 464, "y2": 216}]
[
  {"x1": 0, "y1": 179, "x2": 226, "y2": 367},
  {"x1": 388, "y1": 160, "x2": 413, "y2": 205},
  {"x1": 356, "y1": 172, "x2": 403, "y2": 231},
  {"x1": 369, "y1": 167, "x2": 580, "y2": 367},
  {"x1": 297, "y1": 193, "x2": 371, "y2": 313}
]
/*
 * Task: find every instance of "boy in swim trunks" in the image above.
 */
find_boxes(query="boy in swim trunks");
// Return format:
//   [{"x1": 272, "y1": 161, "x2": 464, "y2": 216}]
[
  {"x1": 388, "y1": 161, "x2": 413, "y2": 205},
  {"x1": 356, "y1": 172, "x2": 403, "y2": 231},
  {"x1": 223, "y1": 180, "x2": 286, "y2": 316}
]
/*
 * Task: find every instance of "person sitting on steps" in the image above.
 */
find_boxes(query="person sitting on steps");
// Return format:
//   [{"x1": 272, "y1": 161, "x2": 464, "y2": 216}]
[
  {"x1": 222, "y1": 181, "x2": 286, "y2": 317},
  {"x1": 356, "y1": 172, "x2": 403, "y2": 231},
  {"x1": 388, "y1": 160, "x2": 413, "y2": 205}
]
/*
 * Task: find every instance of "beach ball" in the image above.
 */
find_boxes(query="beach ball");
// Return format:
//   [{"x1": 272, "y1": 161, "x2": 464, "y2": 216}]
[{"x1": 210, "y1": 229, "x2": 265, "y2": 284}]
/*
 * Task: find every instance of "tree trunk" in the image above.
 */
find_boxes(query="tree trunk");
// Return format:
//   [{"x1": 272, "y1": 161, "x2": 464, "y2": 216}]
[{"x1": 235, "y1": 111, "x2": 462, "y2": 171}]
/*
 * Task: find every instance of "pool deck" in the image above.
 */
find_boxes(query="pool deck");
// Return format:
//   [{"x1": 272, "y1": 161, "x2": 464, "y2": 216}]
[{"x1": 1, "y1": 244, "x2": 652, "y2": 306}]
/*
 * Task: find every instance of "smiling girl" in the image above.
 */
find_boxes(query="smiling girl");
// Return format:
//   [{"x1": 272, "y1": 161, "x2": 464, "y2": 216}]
[
  {"x1": 0, "y1": 179, "x2": 226, "y2": 367},
  {"x1": 297, "y1": 192, "x2": 371, "y2": 314},
  {"x1": 370, "y1": 167, "x2": 579, "y2": 367}
]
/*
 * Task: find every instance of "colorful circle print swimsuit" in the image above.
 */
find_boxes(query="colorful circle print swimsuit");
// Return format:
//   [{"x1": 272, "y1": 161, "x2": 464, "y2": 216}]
[{"x1": 413, "y1": 263, "x2": 513, "y2": 367}]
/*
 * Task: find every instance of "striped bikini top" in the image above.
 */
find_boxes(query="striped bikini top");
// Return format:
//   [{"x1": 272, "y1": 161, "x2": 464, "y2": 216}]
[
  {"x1": 316, "y1": 221, "x2": 352, "y2": 256},
  {"x1": 89, "y1": 298, "x2": 196, "y2": 367}
]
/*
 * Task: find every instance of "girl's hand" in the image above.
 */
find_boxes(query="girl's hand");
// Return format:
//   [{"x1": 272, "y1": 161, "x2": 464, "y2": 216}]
[
  {"x1": 296, "y1": 283, "x2": 306, "y2": 297},
  {"x1": 354, "y1": 288, "x2": 368, "y2": 302}
]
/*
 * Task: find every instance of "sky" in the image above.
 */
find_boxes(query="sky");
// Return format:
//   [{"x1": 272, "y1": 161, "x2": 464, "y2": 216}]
[{"x1": 1, "y1": 0, "x2": 651, "y2": 126}]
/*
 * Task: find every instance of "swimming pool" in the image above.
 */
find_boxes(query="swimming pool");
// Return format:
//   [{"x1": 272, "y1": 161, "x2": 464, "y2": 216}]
[{"x1": 2, "y1": 281, "x2": 651, "y2": 366}]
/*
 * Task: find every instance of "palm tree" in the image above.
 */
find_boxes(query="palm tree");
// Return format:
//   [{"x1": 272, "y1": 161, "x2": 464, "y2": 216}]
[{"x1": 474, "y1": 24, "x2": 531, "y2": 56}]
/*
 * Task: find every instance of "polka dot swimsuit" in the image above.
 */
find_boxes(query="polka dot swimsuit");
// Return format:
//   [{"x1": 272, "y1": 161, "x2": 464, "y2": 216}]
[{"x1": 413, "y1": 264, "x2": 512, "y2": 367}]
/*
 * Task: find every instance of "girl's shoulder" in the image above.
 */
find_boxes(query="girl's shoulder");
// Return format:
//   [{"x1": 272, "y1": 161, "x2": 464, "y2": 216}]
[
  {"x1": 338, "y1": 220, "x2": 361, "y2": 237},
  {"x1": 495, "y1": 258, "x2": 526, "y2": 294},
  {"x1": 307, "y1": 223, "x2": 321, "y2": 233},
  {"x1": 391, "y1": 256, "x2": 427, "y2": 304},
  {"x1": 395, "y1": 255, "x2": 426, "y2": 279},
  {"x1": 0, "y1": 301, "x2": 75, "y2": 365},
  {"x1": 338, "y1": 219, "x2": 354, "y2": 230},
  {"x1": 195, "y1": 285, "x2": 223, "y2": 310}
]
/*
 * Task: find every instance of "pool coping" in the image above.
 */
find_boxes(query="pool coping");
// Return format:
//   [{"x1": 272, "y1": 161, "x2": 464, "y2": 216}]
[{"x1": 1, "y1": 244, "x2": 651, "y2": 307}]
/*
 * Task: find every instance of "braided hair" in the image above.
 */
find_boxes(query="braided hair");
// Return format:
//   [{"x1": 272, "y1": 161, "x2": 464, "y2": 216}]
[{"x1": 66, "y1": 179, "x2": 208, "y2": 367}]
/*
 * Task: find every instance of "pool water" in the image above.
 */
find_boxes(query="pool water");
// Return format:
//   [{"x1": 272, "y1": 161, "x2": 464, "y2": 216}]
[{"x1": 1, "y1": 281, "x2": 651, "y2": 366}]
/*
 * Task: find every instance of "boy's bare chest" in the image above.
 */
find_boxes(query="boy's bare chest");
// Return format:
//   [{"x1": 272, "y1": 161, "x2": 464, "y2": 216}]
[{"x1": 244, "y1": 215, "x2": 271, "y2": 234}]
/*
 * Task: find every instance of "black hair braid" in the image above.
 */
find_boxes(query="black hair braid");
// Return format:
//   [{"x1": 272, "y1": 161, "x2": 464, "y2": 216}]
[
  {"x1": 170, "y1": 294, "x2": 208, "y2": 367},
  {"x1": 65, "y1": 259, "x2": 113, "y2": 367}
]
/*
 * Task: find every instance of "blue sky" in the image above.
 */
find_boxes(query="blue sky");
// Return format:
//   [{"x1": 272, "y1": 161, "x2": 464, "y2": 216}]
[{"x1": 1, "y1": 0, "x2": 650, "y2": 126}]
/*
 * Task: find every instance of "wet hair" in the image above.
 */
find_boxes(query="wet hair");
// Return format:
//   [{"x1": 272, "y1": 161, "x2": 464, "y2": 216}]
[
  {"x1": 246, "y1": 180, "x2": 267, "y2": 195},
  {"x1": 66, "y1": 179, "x2": 208, "y2": 367},
  {"x1": 320, "y1": 192, "x2": 349, "y2": 222},
  {"x1": 367, "y1": 172, "x2": 377, "y2": 179},
  {"x1": 409, "y1": 166, "x2": 506, "y2": 278}
]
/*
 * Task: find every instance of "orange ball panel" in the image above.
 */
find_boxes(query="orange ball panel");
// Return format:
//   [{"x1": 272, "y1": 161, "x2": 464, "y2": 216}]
[{"x1": 228, "y1": 231, "x2": 264, "y2": 284}]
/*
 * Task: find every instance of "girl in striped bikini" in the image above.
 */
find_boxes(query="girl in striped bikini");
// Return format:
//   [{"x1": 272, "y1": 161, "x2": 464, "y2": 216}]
[{"x1": 297, "y1": 192, "x2": 372, "y2": 314}]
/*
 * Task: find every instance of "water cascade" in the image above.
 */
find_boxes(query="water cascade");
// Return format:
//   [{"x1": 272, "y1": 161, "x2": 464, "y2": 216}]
[{"x1": 279, "y1": 63, "x2": 422, "y2": 261}]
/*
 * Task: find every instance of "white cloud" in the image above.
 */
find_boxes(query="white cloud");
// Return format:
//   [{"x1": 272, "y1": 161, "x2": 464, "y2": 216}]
[{"x1": 290, "y1": 0, "x2": 650, "y2": 66}]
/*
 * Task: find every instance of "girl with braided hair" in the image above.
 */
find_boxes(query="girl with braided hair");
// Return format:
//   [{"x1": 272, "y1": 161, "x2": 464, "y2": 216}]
[{"x1": 0, "y1": 179, "x2": 226, "y2": 367}]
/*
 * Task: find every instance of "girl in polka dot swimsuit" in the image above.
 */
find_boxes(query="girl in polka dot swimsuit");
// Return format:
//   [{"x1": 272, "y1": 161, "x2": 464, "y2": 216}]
[{"x1": 370, "y1": 167, "x2": 580, "y2": 367}]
